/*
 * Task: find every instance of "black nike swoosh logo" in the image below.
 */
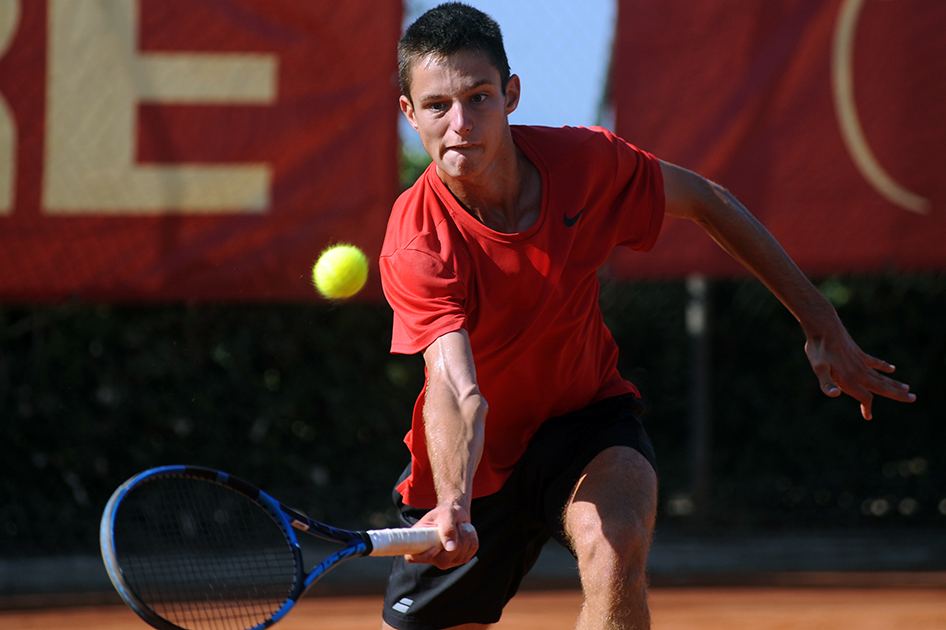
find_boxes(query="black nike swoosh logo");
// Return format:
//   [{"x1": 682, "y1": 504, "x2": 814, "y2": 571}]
[{"x1": 564, "y1": 208, "x2": 584, "y2": 227}]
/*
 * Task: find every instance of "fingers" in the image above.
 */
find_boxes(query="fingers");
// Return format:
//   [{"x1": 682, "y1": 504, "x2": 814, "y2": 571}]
[
  {"x1": 435, "y1": 520, "x2": 477, "y2": 568},
  {"x1": 808, "y1": 339, "x2": 915, "y2": 419},
  {"x1": 437, "y1": 521, "x2": 475, "y2": 553},
  {"x1": 820, "y1": 378, "x2": 841, "y2": 398},
  {"x1": 821, "y1": 364, "x2": 915, "y2": 420},
  {"x1": 811, "y1": 361, "x2": 841, "y2": 398},
  {"x1": 845, "y1": 356, "x2": 915, "y2": 402},
  {"x1": 863, "y1": 354, "x2": 896, "y2": 374},
  {"x1": 818, "y1": 363, "x2": 892, "y2": 421},
  {"x1": 867, "y1": 371, "x2": 916, "y2": 403},
  {"x1": 441, "y1": 522, "x2": 459, "y2": 552},
  {"x1": 404, "y1": 519, "x2": 478, "y2": 569}
]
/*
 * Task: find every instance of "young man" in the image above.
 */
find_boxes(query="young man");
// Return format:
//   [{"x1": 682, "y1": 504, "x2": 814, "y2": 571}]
[{"x1": 379, "y1": 4, "x2": 915, "y2": 629}]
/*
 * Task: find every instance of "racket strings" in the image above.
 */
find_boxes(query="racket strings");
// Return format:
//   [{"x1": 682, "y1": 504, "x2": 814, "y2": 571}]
[{"x1": 113, "y1": 476, "x2": 299, "y2": 630}]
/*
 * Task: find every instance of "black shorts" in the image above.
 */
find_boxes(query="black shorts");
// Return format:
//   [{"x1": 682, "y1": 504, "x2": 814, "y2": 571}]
[{"x1": 382, "y1": 394, "x2": 657, "y2": 630}]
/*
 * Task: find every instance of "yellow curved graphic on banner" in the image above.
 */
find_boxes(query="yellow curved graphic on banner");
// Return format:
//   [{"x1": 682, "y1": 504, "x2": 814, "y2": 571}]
[{"x1": 832, "y1": 0, "x2": 930, "y2": 214}]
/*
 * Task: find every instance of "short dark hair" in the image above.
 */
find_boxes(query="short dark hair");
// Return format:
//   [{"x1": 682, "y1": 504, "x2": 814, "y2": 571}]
[{"x1": 398, "y1": 2, "x2": 511, "y2": 102}]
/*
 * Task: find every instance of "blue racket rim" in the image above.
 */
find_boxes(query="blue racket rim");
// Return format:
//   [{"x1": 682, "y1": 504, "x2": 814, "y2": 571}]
[{"x1": 100, "y1": 465, "x2": 306, "y2": 630}]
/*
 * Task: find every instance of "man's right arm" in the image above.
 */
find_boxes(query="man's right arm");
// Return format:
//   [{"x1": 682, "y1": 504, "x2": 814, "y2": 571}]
[{"x1": 404, "y1": 329, "x2": 485, "y2": 569}]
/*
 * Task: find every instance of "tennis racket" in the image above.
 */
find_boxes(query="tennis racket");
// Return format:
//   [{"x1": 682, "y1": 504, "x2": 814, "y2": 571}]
[{"x1": 100, "y1": 465, "x2": 457, "y2": 630}]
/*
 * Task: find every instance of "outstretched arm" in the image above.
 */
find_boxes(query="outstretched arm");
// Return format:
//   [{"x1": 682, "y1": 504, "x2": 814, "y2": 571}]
[
  {"x1": 406, "y1": 328, "x2": 484, "y2": 568},
  {"x1": 660, "y1": 160, "x2": 915, "y2": 419}
]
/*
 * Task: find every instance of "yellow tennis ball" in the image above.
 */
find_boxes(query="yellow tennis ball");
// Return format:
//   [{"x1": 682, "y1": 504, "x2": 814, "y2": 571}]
[{"x1": 312, "y1": 244, "x2": 369, "y2": 299}]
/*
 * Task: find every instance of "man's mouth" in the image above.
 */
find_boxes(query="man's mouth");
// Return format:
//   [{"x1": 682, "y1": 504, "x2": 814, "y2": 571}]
[{"x1": 446, "y1": 144, "x2": 478, "y2": 155}]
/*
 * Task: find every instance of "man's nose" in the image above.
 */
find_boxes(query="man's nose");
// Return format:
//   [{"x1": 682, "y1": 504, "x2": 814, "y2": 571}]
[{"x1": 449, "y1": 102, "x2": 473, "y2": 134}]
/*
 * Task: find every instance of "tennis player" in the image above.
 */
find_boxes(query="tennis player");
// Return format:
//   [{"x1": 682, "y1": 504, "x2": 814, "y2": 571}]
[{"x1": 379, "y1": 4, "x2": 916, "y2": 629}]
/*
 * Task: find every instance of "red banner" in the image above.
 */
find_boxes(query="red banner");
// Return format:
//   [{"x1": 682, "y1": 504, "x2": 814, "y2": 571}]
[
  {"x1": 0, "y1": 0, "x2": 400, "y2": 302},
  {"x1": 610, "y1": 0, "x2": 946, "y2": 278}
]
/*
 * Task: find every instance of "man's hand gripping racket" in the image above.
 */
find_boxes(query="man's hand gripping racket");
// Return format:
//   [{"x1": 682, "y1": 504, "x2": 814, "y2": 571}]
[{"x1": 100, "y1": 466, "x2": 475, "y2": 630}]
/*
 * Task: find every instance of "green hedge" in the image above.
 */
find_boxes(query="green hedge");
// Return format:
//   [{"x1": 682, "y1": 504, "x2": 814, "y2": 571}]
[{"x1": 2, "y1": 274, "x2": 944, "y2": 557}]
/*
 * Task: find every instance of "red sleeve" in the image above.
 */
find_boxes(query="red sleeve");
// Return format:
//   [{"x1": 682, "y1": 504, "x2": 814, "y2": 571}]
[
  {"x1": 597, "y1": 127, "x2": 665, "y2": 252},
  {"x1": 379, "y1": 242, "x2": 467, "y2": 355}
]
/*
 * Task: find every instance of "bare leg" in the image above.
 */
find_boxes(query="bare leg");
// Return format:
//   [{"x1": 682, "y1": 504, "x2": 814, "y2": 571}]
[{"x1": 564, "y1": 446, "x2": 658, "y2": 630}]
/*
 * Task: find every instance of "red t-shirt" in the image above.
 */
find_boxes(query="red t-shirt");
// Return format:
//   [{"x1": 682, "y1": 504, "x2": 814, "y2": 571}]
[{"x1": 380, "y1": 125, "x2": 665, "y2": 508}]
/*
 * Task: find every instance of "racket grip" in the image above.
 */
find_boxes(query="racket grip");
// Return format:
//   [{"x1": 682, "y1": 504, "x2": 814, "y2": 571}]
[{"x1": 366, "y1": 527, "x2": 440, "y2": 556}]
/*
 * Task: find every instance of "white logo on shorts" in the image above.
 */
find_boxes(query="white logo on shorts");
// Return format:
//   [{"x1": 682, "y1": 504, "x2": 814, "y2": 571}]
[{"x1": 392, "y1": 597, "x2": 414, "y2": 614}]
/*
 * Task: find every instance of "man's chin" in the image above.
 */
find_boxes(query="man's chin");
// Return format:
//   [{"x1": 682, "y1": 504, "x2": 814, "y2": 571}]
[{"x1": 436, "y1": 159, "x2": 480, "y2": 182}]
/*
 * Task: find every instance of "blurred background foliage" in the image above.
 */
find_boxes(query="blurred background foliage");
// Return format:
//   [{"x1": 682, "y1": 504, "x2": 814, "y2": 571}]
[{"x1": 1, "y1": 273, "x2": 944, "y2": 557}]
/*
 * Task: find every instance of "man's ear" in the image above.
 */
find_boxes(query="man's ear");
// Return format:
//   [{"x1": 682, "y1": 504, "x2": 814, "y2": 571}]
[
  {"x1": 400, "y1": 95, "x2": 419, "y2": 131},
  {"x1": 504, "y1": 74, "x2": 521, "y2": 116}
]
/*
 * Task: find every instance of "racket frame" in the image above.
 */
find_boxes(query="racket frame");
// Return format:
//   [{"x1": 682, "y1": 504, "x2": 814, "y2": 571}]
[{"x1": 100, "y1": 465, "x2": 384, "y2": 630}]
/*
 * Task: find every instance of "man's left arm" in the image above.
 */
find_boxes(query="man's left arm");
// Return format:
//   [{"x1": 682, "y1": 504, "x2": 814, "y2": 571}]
[{"x1": 660, "y1": 160, "x2": 916, "y2": 420}]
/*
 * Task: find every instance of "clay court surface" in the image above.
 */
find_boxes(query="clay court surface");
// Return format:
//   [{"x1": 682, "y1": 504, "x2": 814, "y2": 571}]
[{"x1": 2, "y1": 588, "x2": 945, "y2": 629}]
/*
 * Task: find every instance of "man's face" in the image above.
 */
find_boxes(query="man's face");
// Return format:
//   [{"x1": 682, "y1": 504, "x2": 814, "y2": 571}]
[{"x1": 401, "y1": 50, "x2": 520, "y2": 183}]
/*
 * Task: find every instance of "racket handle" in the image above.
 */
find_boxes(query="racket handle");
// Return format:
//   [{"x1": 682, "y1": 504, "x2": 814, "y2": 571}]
[
  {"x1": 366, "y1": 527, "x2": 440, "y2": 556},
  {"x1": 366, "y1": 523, "x2": 476, "y2": 557}
]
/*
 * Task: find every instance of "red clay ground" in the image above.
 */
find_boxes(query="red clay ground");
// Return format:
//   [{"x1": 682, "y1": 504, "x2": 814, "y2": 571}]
[{"x1": 2, "y1": 588, "x2": 945, "y2": 629}]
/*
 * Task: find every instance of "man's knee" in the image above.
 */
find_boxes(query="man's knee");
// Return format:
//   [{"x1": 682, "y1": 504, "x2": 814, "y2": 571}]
[
  {"x1": 567, "y1": 507, "x2": 652, "y2": 583},
  {"x1": 564, "y1": 447, "x2": 657, "y2": 582}
]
